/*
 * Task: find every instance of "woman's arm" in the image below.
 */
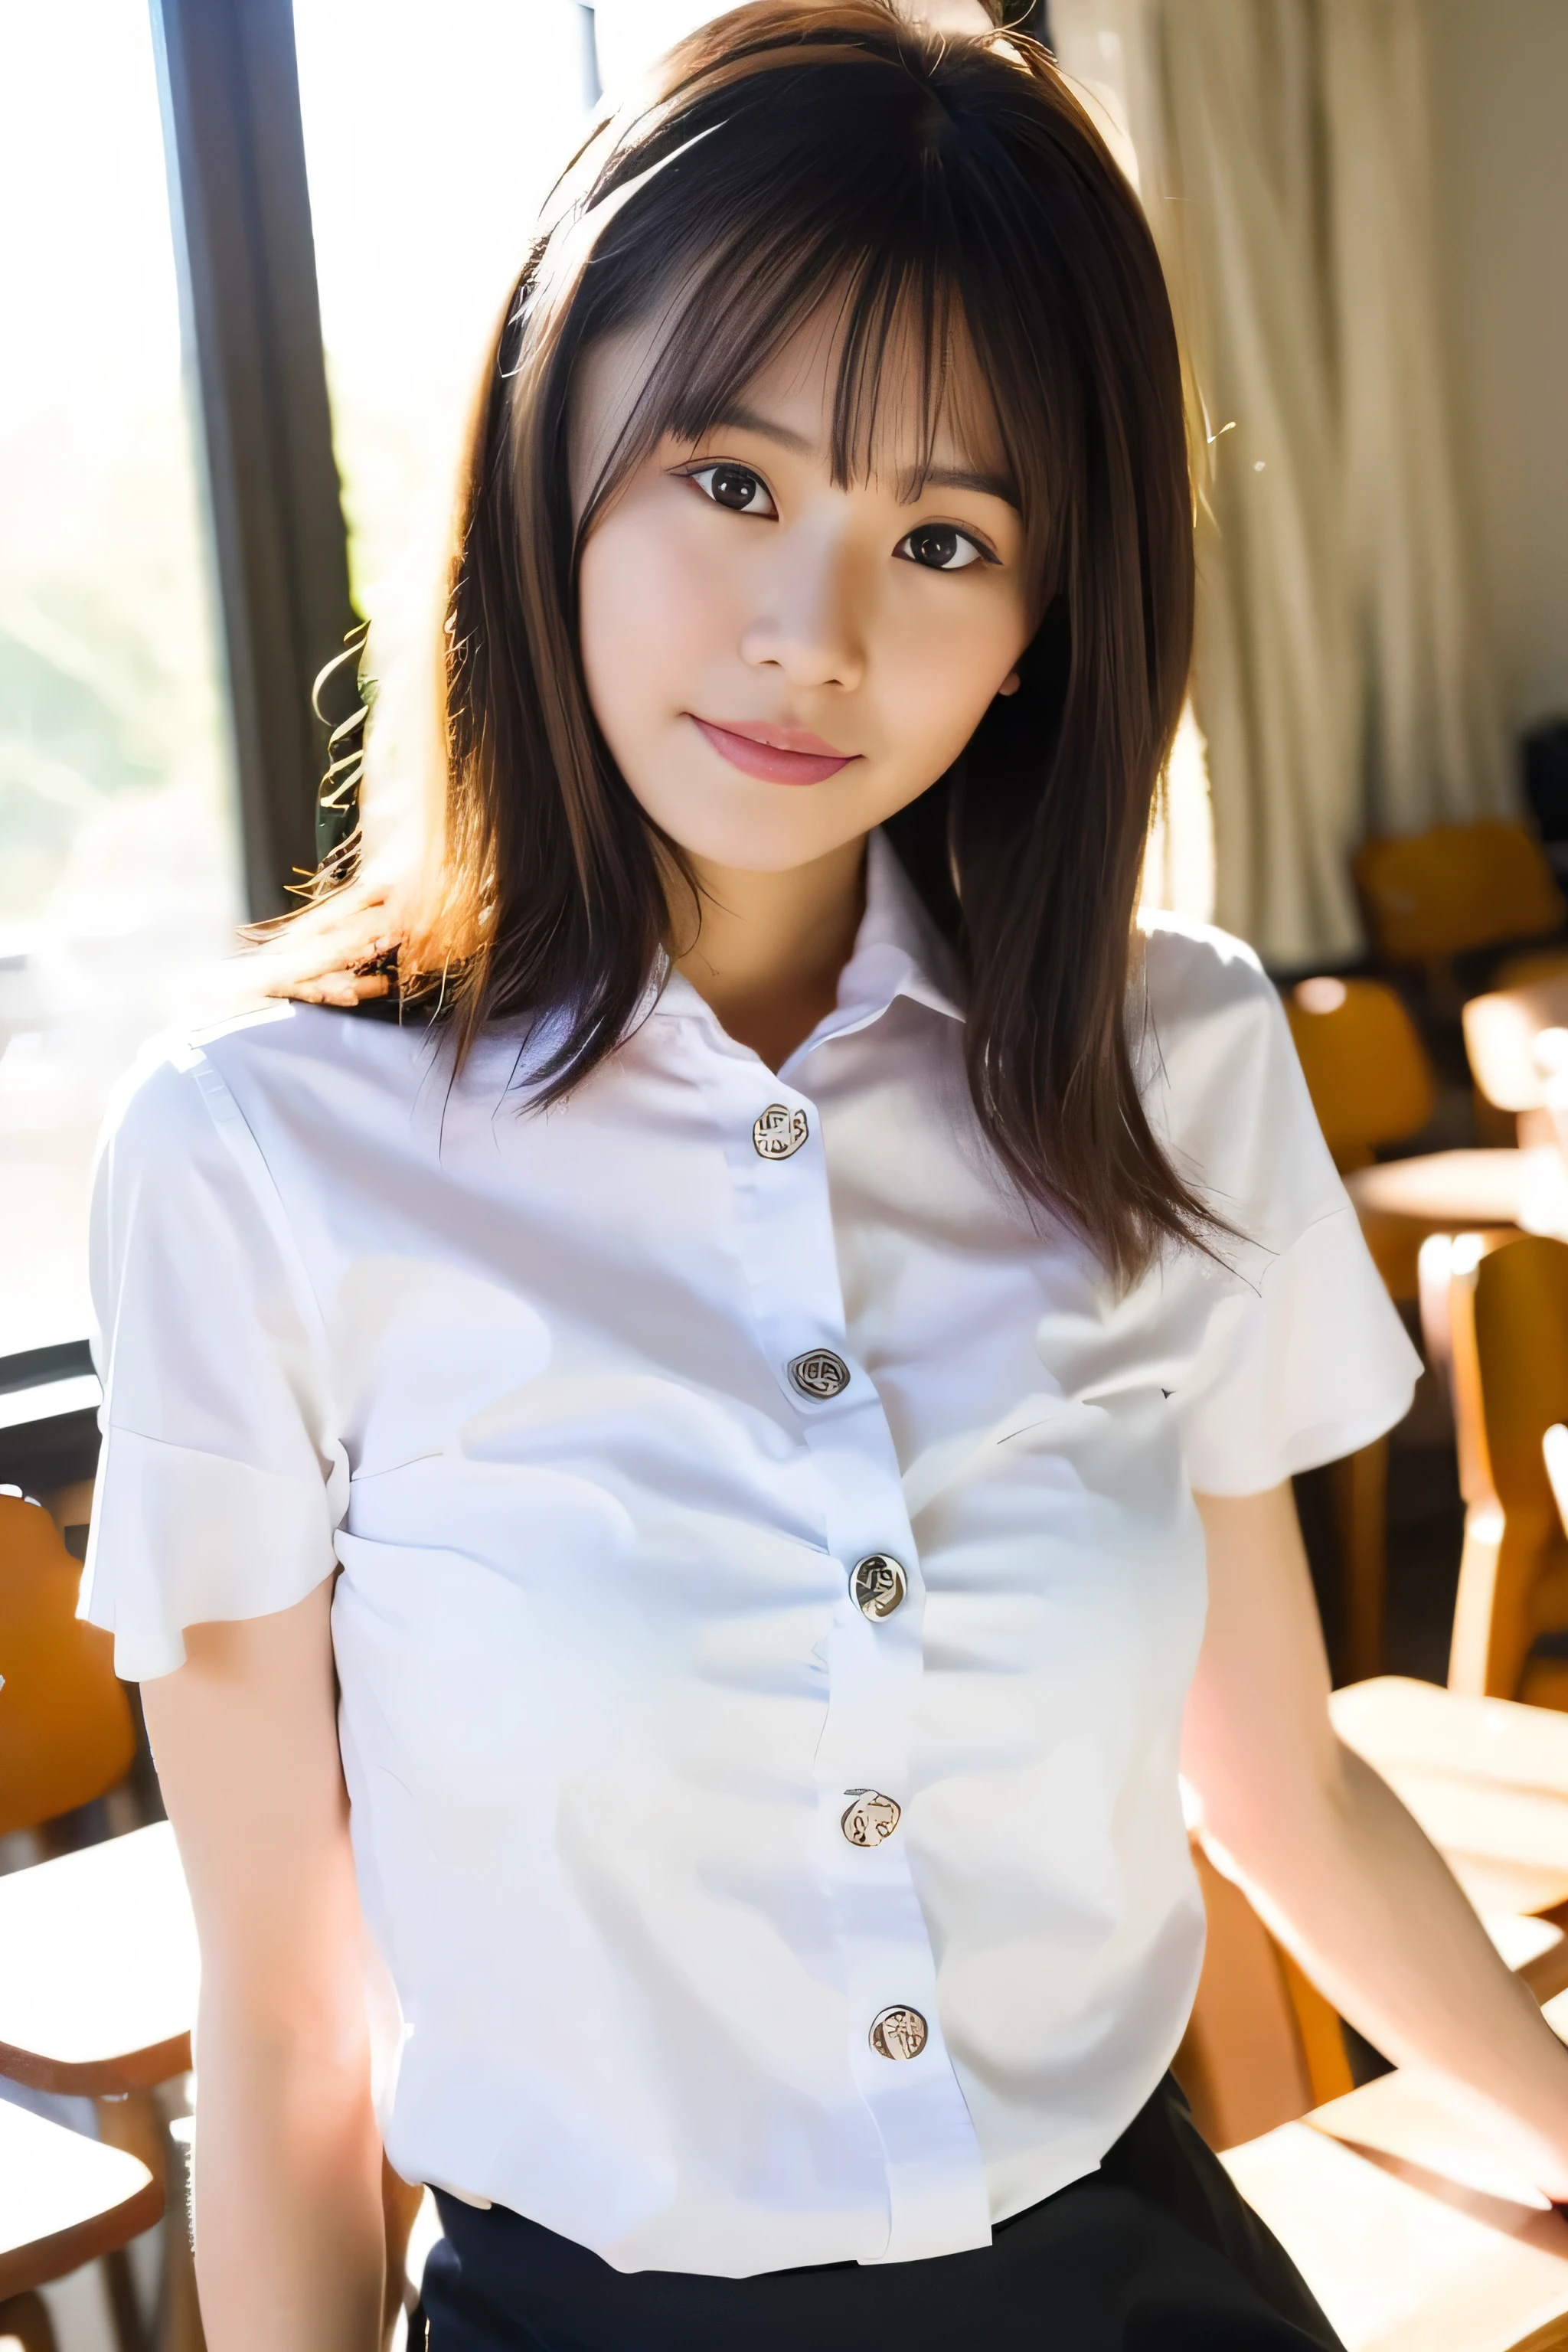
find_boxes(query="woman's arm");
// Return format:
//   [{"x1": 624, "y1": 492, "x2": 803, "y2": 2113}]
[
  {"x1": 140, "y1": 1580, "x2": 385, "y2": 2351},
  {"x1": 1183, "y1": 1481, "x2": 1568, "y2": 2194}
]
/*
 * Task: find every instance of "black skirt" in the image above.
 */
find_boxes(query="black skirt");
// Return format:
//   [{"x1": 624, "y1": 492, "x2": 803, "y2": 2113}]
[{"x1": 416, "y1": 2076, "x2": 1344, "y2": 2351}]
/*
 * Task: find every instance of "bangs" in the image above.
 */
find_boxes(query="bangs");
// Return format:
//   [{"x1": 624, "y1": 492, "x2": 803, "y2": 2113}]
[
  {"x1": 528, "y1": 23, "x2": 1058, "y2": 571},
  {"x1": 595, "y1": 229, "x2": 988, "y2": 514}
]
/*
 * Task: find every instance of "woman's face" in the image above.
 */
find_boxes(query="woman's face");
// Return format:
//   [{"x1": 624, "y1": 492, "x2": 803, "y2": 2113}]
[{"x1": 575, "y1": 308, "x2": 1035, "y2": 875}]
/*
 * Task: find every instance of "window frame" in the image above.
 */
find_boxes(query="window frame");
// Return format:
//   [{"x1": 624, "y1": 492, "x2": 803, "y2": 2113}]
[
  {"x1": 2, "y1": 0, "x2": 352, "y2": 1468},
  {"x1": 149, "y1": 0, "x2": 358, "y2": 929}
]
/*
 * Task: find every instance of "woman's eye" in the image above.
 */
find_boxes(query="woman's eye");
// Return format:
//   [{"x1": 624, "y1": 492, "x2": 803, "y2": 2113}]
[
  {"x1": 688, "y1": 462, "x2": 776, "y2": 518},
  {"x1": 898, "y1": 522, "x2": 986, "y2": 572}
]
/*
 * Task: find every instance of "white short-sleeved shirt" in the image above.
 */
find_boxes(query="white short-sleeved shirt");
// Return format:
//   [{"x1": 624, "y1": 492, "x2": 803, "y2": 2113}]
[{"x1": 81, "y1": 832, "x2": 1416, "y2": 2277}]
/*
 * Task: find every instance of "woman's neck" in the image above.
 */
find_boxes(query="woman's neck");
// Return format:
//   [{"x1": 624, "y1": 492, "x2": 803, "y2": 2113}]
[{"x1": 669, "y1": 835, "x2": 867, "y2": 1071}]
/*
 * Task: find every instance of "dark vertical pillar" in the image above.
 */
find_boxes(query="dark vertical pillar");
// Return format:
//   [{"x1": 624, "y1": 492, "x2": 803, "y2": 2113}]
[{"x1": 149, "y1": 0, "x2": 358, "y2": 919}]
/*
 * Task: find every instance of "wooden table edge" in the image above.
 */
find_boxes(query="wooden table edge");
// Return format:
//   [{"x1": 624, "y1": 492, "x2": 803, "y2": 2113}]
[
  {"x1": 0, "y1": 2170, "x2": 164, "y2": 2299},
  {"x1": 0, "y1": 2030, "x2": 192, "y2": 2098},
  {"x1": 1504, "y1": 2319, "x2": 1568, "y2": 2352}
]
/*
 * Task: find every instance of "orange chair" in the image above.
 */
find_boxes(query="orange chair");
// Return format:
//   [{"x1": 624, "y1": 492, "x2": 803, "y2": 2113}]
[
  {"x1": 0, "y1": 1494, "x2": 161, "y2": 2350},
  {"x1": 0, "y1": 1488, "x2": 420, "y2": 2350},
  {"x1": 1419, "y1": 1231, "x2": 1568, "y2": 1704},
  {"x1": 1464, "y1": 972, "x2": 1568, "y2": 1155},
  {"x1": 1353, "y1": 819, "x2": 1565, "y2": 1005},
  {"x1": 1494, "y1": 946, "x2": 1568, "y2": 995},
  {"x1": 0, "y1": 1494, "x2": 136, "y2": 1841},
  {"x1": 1283, "y1": 978, "x2": 1444, "y2": 1677},
  {"x1": 1284, "y1": 976, "x2": 1437, "y2": 1179},
  {"x1": 1195, "y1": 1682, "x2": 1568, "y2": 2347}
]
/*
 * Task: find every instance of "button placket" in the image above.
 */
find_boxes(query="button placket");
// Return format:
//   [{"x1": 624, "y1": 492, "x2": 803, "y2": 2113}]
[{"x1": 714, "y1": 1053, "x2": 990, "y2": 2263}]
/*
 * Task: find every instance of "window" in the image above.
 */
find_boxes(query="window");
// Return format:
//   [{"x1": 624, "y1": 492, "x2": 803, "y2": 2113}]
[
  {"x1": 0, "y1": 0, "x2": 241, "y2": 1359},
  {"x1": 292, "y1": 1, "x2": 589, "y2": 625},
  {"x1": 292, "y1": 1, "x2": 736, "y2": 629},
  {"x1": 0, "y1": 0, "x2": 748, "y2": 1377}
]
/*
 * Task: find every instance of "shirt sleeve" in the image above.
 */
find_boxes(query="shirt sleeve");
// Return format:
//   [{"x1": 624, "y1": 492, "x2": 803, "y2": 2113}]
[
  {"x1": 1142, "y1": 920, "x2": 1422, "y2": 1496},
  {"x1": 79, "y1": 1039, "x2": 348, "y2": 1680}
]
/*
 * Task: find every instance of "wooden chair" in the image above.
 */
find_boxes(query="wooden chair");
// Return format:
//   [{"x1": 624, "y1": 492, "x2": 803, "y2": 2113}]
[
  {"x1": 1282, "y1": 978, "x2": 1441, "y2": 1679},
  {"x1": 1224, "y1": 2062, "x2": 1568, "y2": 2350},
  {"x1": 0, "y1": 2100, "x2": 160, "y2": 2344},
  {"x1": 1417, "y1": 1231, "x2": 1568, "y2": 1704},
  {"x1": 0, "y1": 1494, "x2": 136, "y2": 1841},
  {"x1": 0, "y1": 1488, "x2": 423, "y2": 2346},
  {"x1": 0, "y1": 1493, "x2": 168, "y2": 2349},
  {"x1": 0, "y1": 2294, "x2": 58, "y2": 2351},
  {"x1": 1354, "y1": 819, "x2": 1566, "y2": 1010},
  {"x1": 1183, "y1": 1684, "x2": 1568, "y2": 2344},
  {"x1": 1285, "y1": 978, "x2": 1438, "y2": 1179},
  {"x1": 1179, "y1": 1676, "x2": 1568, "y2": 2156},
  {"x1": 1495, "y1": 949, "x2": 1568, "y2": 996},
  {"x1": 1465, "y1": 974, "x2": 1568, "y2": 1165},
  {"x1": 1331, "y1": 1676, "x2": 1568, "y2": 1993},
  {"x1": 0, "y1": 1821, "x2": 427, "y2": 2352}
]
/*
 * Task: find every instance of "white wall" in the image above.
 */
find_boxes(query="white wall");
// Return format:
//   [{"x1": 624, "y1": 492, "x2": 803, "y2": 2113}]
[{"x1": 1423, "y1": 0, "x2": 1568, "y2": 736}]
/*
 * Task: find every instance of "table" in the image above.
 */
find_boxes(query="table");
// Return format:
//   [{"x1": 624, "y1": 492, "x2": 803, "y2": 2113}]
[
  {"x1": 0, "y1": 2096, "x2": 160, "y2": 2302},
  {"x1": 0, "y1": 1822, "x2": 200, "y2": 2349},
  {"x1": 1225, "y1": 2066, "x2": 1568, "y2": 2352},
  {"x1": 1331, "y1": 1677, "x2": 1568, "y2": 1998},
  {"x1": 0, "y1": 1823, "x2": 196, "y2": 2096}
]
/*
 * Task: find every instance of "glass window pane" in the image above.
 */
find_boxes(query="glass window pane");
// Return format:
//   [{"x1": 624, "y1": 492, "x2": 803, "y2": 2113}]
[
  {"x1": 292, "y1": 2, "x2": 736, "y2": 628},
  {"x1": 0, "y1": 0, "x2": 241, "y2": 1357},
  {"x1": 293, "y1": 1, "x2": 586, "y2": 622}
]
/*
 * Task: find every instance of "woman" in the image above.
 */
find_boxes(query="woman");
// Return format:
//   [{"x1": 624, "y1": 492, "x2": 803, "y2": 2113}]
[{"x1": 82, "y1": 8, "x2": 1568, "y2": 2346}]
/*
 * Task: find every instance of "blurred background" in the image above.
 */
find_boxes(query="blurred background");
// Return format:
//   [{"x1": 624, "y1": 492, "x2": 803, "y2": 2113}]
[{"x1": 3, "y1": 5, "x2": 1568, "y2": 2349}]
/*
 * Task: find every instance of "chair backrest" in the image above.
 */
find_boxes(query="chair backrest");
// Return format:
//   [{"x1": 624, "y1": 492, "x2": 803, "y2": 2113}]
[
  {"x1": 0, "y1": 1494, "x2": 136, "y2": 1840},
  {"x1": 1354, "y1": 820, "x2": 1565, "y2": 965},
  {"x1": 1494, "y1": 946, "x2": 1568, "y2": 995},
  {"x1": 1284, "y1": 975, "x2": 1436, "y2": 1172},
  {"x1": 1474, "y1": 1236, "x2": 1568, "y2": 1519},
  {"x1": 1464, "y1": 974, "x2": 1568, "y2": 1111},
  {"x1": 1433, "y1": 1233, "x2": 1568, "y2": 1697}
]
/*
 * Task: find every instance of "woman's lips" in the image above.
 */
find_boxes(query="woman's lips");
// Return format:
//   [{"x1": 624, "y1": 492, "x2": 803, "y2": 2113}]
[{"x1": 689, "y1": 715, "x2": 860, "y2": 786}]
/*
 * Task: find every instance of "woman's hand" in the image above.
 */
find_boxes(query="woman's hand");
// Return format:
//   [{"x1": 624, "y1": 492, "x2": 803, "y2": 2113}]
[
  {"x1": 140, "y1": 1583, "x2": 387, "y2": 2350},
  {"x1": 1183, "y1": 1481, "x2": 1568, "y2": 2200}
]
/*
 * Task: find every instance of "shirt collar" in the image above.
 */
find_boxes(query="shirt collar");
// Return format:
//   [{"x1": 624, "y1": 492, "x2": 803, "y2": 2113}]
[
  {"x1": 831, "y1": 828, "x2": 963, "y2": 1029},
  {"x1": 646, "y1": 829, "x2": 963, "y2": 1047}
]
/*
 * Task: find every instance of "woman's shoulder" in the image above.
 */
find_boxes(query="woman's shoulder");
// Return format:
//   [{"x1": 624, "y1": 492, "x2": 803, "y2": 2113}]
[
  {"x1": 98, "y1": 999, "x2": 438, "y2": 1175},
  {"x1": 1134, "y1": 911, "x2": 1338, "y2": 1239},
  {"x1": 1136, "y1": 909, "x2": 1276, "y2": 1033},
  {"x1": 1134, "y1": 911, "x2": 1288, "y2": 1100}
]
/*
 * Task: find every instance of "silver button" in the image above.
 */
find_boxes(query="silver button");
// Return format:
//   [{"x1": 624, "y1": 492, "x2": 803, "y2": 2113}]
[
  {"x1": 850, "y1": 1554, "x2": 907, "y2": 1619},
  {"x1": 841, "y1": 1789, "x2": 901, "y2": 1848},
  {"x1": 869, "y1": 2006, "x2": 928, "y2": 2061},
  {"x1": 753, "y1": 1104, "x2": 808, "y2": 1160},
  {"x1": 788, "y1": 1349, "x2": 850, "y2": 1401}
]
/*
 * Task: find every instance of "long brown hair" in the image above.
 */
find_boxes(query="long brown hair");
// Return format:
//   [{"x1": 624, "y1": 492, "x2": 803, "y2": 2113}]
[{"x1": 387, "y1": 2, "x2": 1206, "y2": 1284}]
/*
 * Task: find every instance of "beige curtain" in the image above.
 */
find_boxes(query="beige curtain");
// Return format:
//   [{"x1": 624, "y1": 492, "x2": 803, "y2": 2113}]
[
  {"x1": 1051, "y1": 0, "x2": 1508, "y2": 968},
  {"x1": 1321, "y1": 0, "x2": 1508, "y2": 840}
]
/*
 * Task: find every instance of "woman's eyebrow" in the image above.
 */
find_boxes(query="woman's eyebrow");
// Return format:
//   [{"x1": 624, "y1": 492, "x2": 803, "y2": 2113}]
[
  {"x1": 705, "y1": 403, "x2": 813, "y2": 455},
  {"x1": 923, "y1": 463, "x2": 1021, "y2": 508},
  {"x1": 704, "y1": 404, "x2": 1020, "y2": 509}
]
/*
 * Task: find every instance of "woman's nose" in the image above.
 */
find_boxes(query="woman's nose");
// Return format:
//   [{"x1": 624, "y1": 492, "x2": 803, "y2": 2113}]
[{"x1": 738, "y1": 530, "x2": 866, "y2": 692}]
